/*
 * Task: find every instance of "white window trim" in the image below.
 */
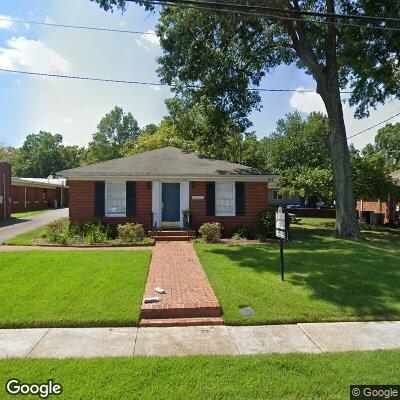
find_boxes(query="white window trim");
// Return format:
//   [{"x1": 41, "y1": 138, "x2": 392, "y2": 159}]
[
  {"x1": 105, "y1": 182, "x2": 126, "y2": 218},
  {"x1": 215, "y1": 182, "x2": 236, "y2": 217}
]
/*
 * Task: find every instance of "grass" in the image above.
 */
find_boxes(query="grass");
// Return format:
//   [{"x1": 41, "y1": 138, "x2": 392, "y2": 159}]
[
  {"x1": 195, "y1": 219, "x2": 400, "y2": 325},
  {"x1": 0, "y1": 350, "x2": 399, "y2": 399},
  {"x1": 11, "y1": 209, "x2": 49, "y2": 219},
  {"x1": 0, "y1": 250, "x2": 151, "y2": 328}
]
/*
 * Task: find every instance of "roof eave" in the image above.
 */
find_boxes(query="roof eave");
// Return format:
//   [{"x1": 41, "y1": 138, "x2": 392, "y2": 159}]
[{"x1": 58, "y1": 173, "x2": 277, "y2": 182}]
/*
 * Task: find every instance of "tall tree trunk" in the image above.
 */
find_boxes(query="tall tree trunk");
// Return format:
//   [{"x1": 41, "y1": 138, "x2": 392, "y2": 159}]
[
  {"x1": 318, "y1": 0, "x2": 362, "y2": 238},
  {"x1": 317, "y1": 75, "x2": 362, "y2": 238}
]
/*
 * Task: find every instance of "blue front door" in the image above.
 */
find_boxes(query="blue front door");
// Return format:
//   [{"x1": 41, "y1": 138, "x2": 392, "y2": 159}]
[{"x1": 162, "y1": 183, "x2": 180, "y2": 222}]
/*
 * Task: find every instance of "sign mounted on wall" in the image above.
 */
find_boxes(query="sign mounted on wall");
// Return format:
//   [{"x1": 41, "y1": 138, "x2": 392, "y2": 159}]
[{"x1": 276, "y1": 207, "x2": 288, "y2": 281}]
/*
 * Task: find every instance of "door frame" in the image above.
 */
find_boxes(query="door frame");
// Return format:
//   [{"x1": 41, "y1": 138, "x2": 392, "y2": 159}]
[{"x1": 152, "y1": 180, "x2": 189, "y2": 228}]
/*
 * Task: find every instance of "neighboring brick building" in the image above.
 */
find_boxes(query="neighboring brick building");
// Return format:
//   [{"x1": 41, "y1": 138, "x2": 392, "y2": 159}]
[
  {"x1": 11, "y1": 177, "x2": 68, "y2": 212},
  {"x1": 59, "y1": 147, "x2": 274, "y2": 236},
  {"x1": 356, "y1": 170, "x2": 400, "y2": 225},
  {"x1": 0, "y1": 163, "x2": 11, "y2": 221}
]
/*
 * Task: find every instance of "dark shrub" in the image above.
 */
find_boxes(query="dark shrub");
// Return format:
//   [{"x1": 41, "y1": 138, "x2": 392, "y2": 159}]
[{"x1": 235, "y1": 225, "x2": 256, "y2": 239}]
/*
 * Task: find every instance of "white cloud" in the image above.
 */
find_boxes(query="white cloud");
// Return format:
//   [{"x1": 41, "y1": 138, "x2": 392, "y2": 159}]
[
  {"x1": 289, "y1": 87, "x2": 326, "y2": 114},
  {"x1": 0, "y1": 36, "x2": 71, "y2": 73},
  {"x1": 136, "y1": 30, "x2": 160, "y2": 49},
  {"x1": 150, "y1": 85, "x2": 162, "y2": 92},
  {"x1": 0, "y1": 15, "x2": 13, "y2": 30},
  {"x1": 44, "y1": 16, "x2": 55, "y2": 24}
]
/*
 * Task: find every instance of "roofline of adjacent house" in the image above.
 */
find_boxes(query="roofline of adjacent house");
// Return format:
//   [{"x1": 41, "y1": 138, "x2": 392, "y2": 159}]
[
  {"x1": 11, "y1": 177, "x2": 67, "y2": 189},
  {"x1": 58, "y1": 173, "x2": 278, "y2": 182}
]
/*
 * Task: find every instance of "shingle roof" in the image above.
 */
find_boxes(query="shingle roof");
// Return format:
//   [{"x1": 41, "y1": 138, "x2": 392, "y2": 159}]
[{"x1": 58, "y1": 146, "x2": 272, "y2": 180}]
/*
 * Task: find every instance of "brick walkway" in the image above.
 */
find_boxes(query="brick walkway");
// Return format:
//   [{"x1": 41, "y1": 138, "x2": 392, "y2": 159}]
[{"x1": 140, "y1": 242, "x2": 222, "y2": 326}]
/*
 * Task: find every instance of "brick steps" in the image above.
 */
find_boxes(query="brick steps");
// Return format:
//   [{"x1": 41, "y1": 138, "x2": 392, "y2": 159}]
[
  {"x1": 149, "y1": 229, "x2": 195, "y2": 242},
  {"x1": 140, "y1": 317, "x2": 223, "y2": 327},
  {"x1": 141, "y1": 304, "x2": 222, "y2": 319}
]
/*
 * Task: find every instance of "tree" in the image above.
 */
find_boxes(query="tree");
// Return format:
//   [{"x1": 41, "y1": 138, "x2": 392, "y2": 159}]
[
  {"x1": 350, "y1": 144, "x2": 394, "y2": 201},
  {"x1": 86, "y1": 106, "x2": 140, "y2": 164},
  {"x1": 140, "y1": 123, "x2": 158, "y2": 136},
  {"x1": 13, "y1": 132, "x2": 84, "y2": 177},
  {"x1": 91, "y1": 0, "x2": 400, "y2": 238},
  {"x1": 126, "y1": 119, "x2": 194, "y2": 155},
  {"x1": 0, "y1": 144, "x2": 19, "y2": 165},
  {"x1": 375, "y1": 123, "x2": 400, "y2": 169}
]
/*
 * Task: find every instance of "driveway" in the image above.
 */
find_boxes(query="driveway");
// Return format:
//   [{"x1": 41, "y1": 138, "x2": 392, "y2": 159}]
[{"x1": 0, "y1": 208, "x2": 69, "y2": 243}]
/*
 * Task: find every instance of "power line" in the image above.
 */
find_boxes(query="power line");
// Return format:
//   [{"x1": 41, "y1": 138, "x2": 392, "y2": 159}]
[
  {"x1": 140, "y1": 0, "x2": 400, "y2": 32},
  {"x1": 347, "y1": 112, "x2": 400, "y2": 139},
  {"x1": 0, "y1": 17, "x2": 157, "y2": 35},
  {"x1": 0, "y1": 67, "x2": 353, "y2": 94},
  {"x1": 141, "y1": 0, "x2": 400, "y2": 23}
]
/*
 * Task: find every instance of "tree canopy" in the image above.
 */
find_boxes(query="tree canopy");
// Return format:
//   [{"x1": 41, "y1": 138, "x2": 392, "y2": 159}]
[
  {"x1": 86, "y1": 106, "x2": 140, "y2": 164},
  {"x1": 12, "y1": 132, "x2": 84, "y2": 178}
]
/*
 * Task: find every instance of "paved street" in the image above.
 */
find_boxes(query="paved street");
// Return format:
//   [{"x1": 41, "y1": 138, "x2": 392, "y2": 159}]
[
  {"x1": 1, "y1": 321, "x2": 399, "y2": 358},
  {"x1": 0, "y1": 208, "x2": 69, "y2": 243}
]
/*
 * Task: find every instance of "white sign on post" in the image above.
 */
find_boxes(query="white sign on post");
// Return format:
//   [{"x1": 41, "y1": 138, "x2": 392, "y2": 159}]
[{"x1": 275, "y1": 207, "x2": 287, "y2": 239}]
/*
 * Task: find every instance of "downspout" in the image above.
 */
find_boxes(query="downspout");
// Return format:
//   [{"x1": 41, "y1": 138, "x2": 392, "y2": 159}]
[{"x1": 24, "y1": 186, "x2": 27, "y2": 209}]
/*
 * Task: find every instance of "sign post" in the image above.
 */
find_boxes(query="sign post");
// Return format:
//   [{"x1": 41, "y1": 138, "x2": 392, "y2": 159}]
[{"x1": 275, "y1": 207, "x2": 288, "y2": 281}]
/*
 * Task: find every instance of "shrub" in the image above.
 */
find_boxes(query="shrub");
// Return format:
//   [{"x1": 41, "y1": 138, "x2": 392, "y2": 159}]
[
  {"x1": 43, "y1": 218, "x2": 70, "y2": 244},
  {"x1": 198, "y1": 222, "x2": 223, "y2": 243},
  {"x1": 259, "y1": 211, "x2": 276, "y2": 237},
  {"x1": 259, "y1": 210, "x2": 291, "y2": 238},
  {"x1": 83, "y1": 222, "x2": 112, "y2": 245},
  {"x1": 117, "y1": 222, "x2": 145, "y2": 243},
  {"x1": 235, "y1": 225, "x2": 255, "y2": 240}
]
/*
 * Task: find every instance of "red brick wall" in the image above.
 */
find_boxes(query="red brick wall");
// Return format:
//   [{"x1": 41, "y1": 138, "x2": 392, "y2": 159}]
[
  {"x1": 69, "y1": 180, "x2": 152, "y2": 230},
  {"x1": 0, "y1": 163, "x2": 11, "y2": 220},
  {"x1": 10, "y1": 185, "x2": 61, "y2": 212},
  {"x1": 189, "y1": 181, "x2": 269, "y2": 236},
  {"x1": 356, "y1": 198, "x2": 389, "y2": 223}
]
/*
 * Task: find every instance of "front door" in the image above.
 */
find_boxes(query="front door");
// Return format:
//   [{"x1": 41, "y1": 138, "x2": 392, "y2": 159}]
[{"x1": 162, "y1": 183, "x2": 180, "y2": 222}]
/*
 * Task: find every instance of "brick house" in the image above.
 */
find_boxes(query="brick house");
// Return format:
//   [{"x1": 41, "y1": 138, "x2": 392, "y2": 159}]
[
  {"x1": 11, "y1": 177, "x2": 69, "y2": 212},
  {"x1": 356, "y1": 170, "x2": 400, "y2": 225},
  {"x1": 59, "y1": 147, "x2": 275, "y2": 236},
  {"x1": 0, "y1": 163, "x2": 12, "y2": 221}
]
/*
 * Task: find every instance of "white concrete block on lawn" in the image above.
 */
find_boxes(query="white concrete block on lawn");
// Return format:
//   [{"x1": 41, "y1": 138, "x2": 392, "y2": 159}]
[
  {"x1": 228, "y1": 325, "x2": 322, "y2": 354},
  {"x1": 0, "y1": 328, "x2": 49, "y2": 358},
  {"x1": 135, "y1": 325, "x2": 238, "y2": 356},
  {"x1": 298, "y1": 321, "x2": 400, "y2": 352},
  {"x1": 28, "y1": 327, "x2": 138, "y2": 358}
]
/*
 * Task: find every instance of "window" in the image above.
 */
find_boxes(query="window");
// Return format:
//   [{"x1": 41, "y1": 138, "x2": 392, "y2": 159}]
[
  {"x1": 273, "y1": 190, "x2": 283, "y2": 200},
  {"x1": 215, "y1": 182, "x2": 235, "y2": 216},
  {"x1": 105, "y1": 182, "x2": 126, "y2": 217}
]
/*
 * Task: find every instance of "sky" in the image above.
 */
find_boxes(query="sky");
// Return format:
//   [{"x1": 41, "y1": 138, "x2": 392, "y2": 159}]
[{"x1": 0, "y1": 0, "x2": 399, "y2": 150}]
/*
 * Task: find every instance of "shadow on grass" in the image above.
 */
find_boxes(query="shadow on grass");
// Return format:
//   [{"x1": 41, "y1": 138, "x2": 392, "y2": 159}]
[{"x1": 204, "y1": 227, "x2": 400, "y2": 319}]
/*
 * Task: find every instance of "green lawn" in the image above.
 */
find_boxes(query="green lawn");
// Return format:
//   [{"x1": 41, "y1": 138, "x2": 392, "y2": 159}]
[
  {"x1": 195, "y1": 220, "x2": 400, "y2": 325},
  {"x1": 1, "y1": 351, "x2": 399, "y2": 399},
  {"x1": 0, "y1": 250, "x2": 151, "y2": 328},
  {"x1": 11, "y1": 209, "x2": 49, "y2": 219}
]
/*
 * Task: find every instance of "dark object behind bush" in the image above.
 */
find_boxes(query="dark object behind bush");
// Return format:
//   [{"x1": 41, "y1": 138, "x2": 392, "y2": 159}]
[{"x1": 235, "y1": 225, "x2": 256, "y2": 239}]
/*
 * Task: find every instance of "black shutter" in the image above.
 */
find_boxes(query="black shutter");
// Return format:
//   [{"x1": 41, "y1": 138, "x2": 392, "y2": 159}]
[
  {"x1": 206, "y1": 182, "x2": 215, "y2": 216},
  {"x1": 94, "y1": 181, "x2": 105, "y2": 216},
  {"x1": 235, "y1": 182, "x2": 245, "y2": 216},
  {"x1": 126, "y1": 181, "x2": 136, "y2": 217}
]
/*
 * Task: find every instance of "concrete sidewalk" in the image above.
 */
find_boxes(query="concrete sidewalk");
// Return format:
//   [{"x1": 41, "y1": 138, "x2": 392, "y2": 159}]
[
  {"x1": 0, "y1": 208, "x2": 69, "y2": 243},
  {"x1": 1, "y1": 321, "x2": 399, "y2": 358}
]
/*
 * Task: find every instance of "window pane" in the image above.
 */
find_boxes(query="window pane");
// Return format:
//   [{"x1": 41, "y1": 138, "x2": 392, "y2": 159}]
[
  {"x1": 215, "y1": 182, "x2": 235, "y2": 216},
  {"x1": 106, "y1": 183, "x2": 126, "y2": 215}
]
